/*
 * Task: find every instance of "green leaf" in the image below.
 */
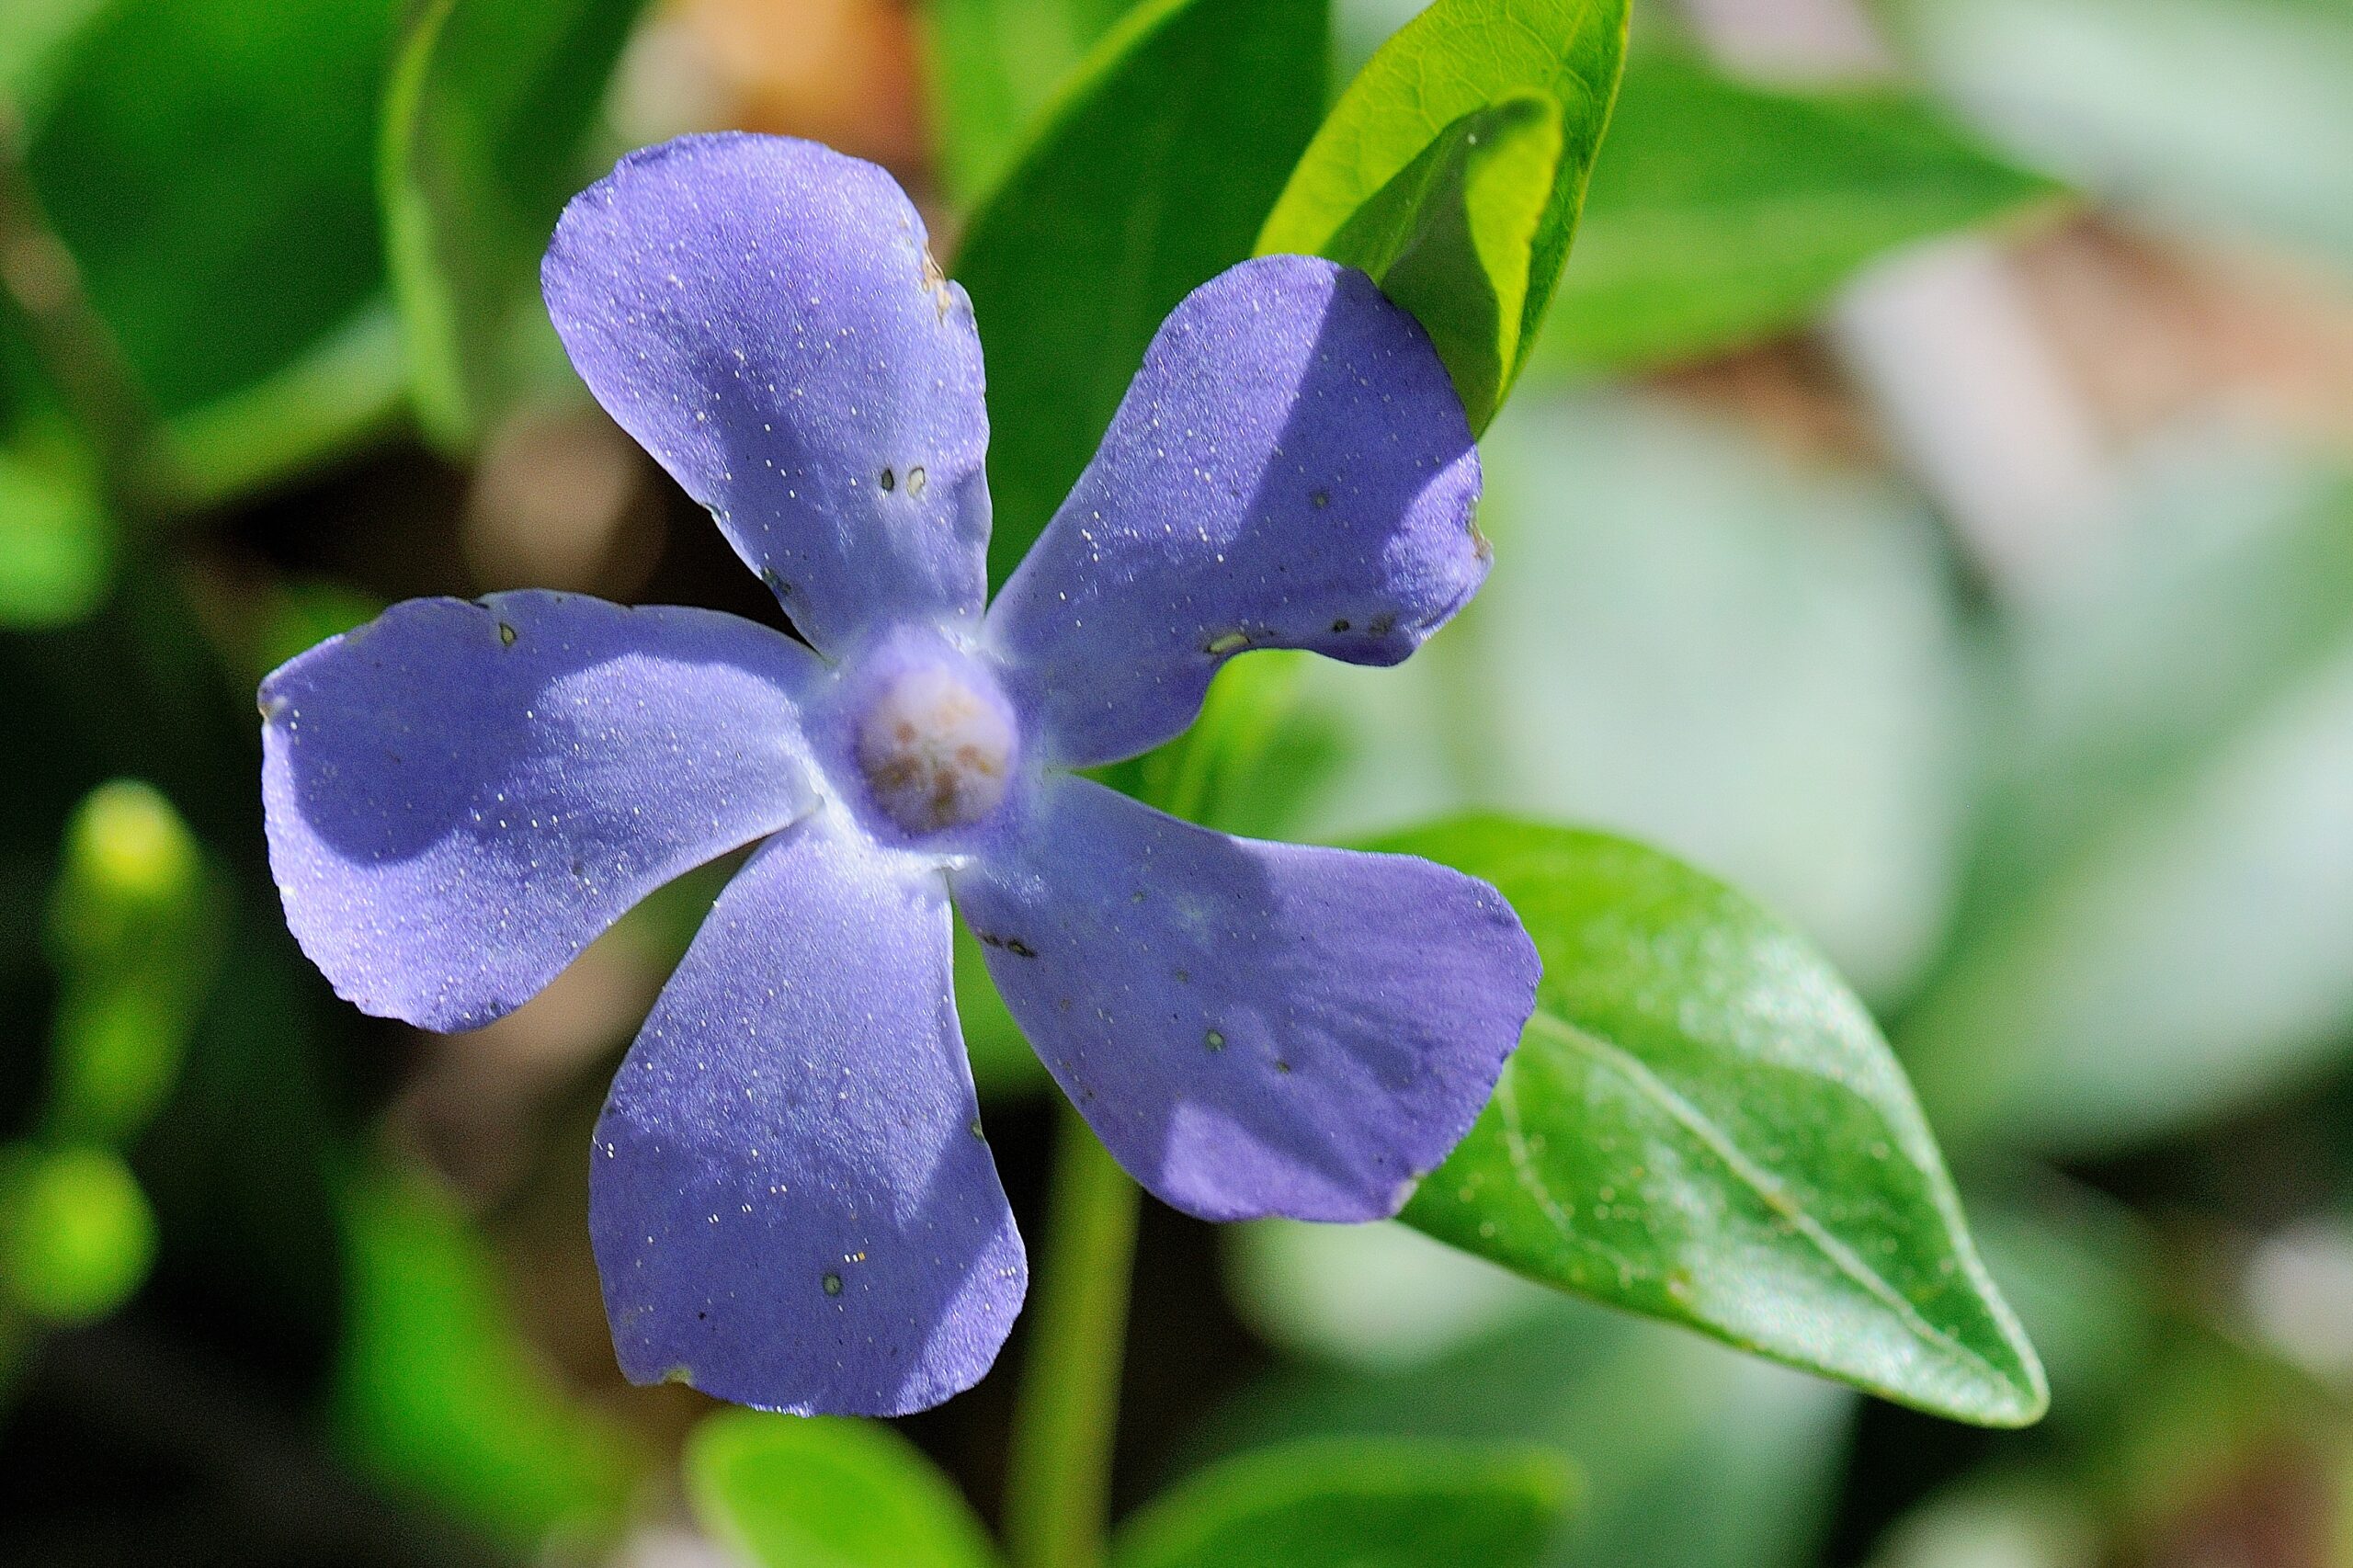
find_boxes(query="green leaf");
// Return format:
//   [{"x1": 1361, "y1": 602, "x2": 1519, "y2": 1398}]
[
  {"x1": 26, "y1": 0, "x2": 399, "y2": 417},
  {"x1": 920, "y1": 0, "x2": 1135, "y2": 202},
  {"x1": 1321, "y1": 93, "x2": 1563, "y2": 431},
  {"x1": 687, "y1": 1409, "x2": 1000, "y2": 1568},
  {"x1": 46, "y1": 779, "x2": 221, "y2": 1147},
  {"x1": 1112, "y1": 1437, "x2": 1574, "y2": 1568},
  {"x1": 0, "y1": 439, "x2": 108, "y2": 629},
  {"x1": 1379, "y1": 815, "x2": 2046, "y2": 1427},
  {"x1": 1536, "y1": 51, "x2": 2062, "y2": 373},
  {"x1": 0, "y1": 1142, "x2": 155, "y2": 1324},
  {"x1": 334, "y1": 1161, "x2": 645, "y2": 1548},
  {"x1": 381, "y1": 0, "x2": 649, "y2": 449},
  {"x1": 1257, "y1": 0, "x2": 1628, "y2": 416},
  {"x1": 953, "y1": 0, "x2": 1327, "y2": 585}
]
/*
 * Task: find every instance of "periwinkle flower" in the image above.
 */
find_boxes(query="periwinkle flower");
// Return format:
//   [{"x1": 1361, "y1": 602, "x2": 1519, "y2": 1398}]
[{"x1": 260, "y1": 134, "x2": 1540, "y2": 1415}]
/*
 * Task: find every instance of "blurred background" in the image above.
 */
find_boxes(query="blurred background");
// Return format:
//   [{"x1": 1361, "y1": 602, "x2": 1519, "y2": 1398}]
[{"x1": 2, "y1": 0, "x2": 2350, "y2": 1563}]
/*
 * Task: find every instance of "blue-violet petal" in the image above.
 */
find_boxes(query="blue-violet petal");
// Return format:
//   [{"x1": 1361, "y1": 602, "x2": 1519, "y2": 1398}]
[
  {"x1": 953, "y1": 777, "x2": 1538, "y2": 1221},
  {"x1": 260, "y1": 591, "x2": 820, "y2": 1030},
  {"x1": 592, "y1": 814, "x2": 1025, "y2": 1415},
  {"x1": 544, "y1": 133, "x2": 992, "y2": 654},
  {"x1": 985, "y1": 255, "x2": 1483, "y2": 767}
]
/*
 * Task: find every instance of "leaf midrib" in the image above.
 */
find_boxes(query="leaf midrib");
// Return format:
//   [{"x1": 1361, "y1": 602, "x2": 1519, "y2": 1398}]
[{"x1": 1516, "y1": 1008, "x2": 2010, "y2": 1389}]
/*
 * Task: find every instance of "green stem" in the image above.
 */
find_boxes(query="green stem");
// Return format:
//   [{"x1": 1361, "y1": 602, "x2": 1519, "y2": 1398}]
[{"x1": 1003, "y1": 1099, "x2": 1142, "y2": 1568}]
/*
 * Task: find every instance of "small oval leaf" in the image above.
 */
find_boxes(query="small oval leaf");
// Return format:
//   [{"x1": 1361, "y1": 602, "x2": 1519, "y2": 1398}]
[
  {"x1": 1110, "y1": 1437, "x2": 1574, "y2": 1568},
  {"x1": 1318, "y1": 93, "x2": 1563, "y2": 431},
  {"x1": 687, "y1": 1410, "x2": 1001, "y2": 1568},
  {"x1": 1257, "y1": 0, "x2": 1628, "y2": 419}
]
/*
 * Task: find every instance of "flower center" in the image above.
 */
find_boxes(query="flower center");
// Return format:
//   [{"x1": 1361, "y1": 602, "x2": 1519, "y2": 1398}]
[{"x1": 852, "y1": 658, "x2": 1017, "y2": 835}]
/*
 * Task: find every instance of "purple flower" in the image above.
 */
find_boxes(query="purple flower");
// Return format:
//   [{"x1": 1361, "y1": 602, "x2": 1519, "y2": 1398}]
[{"x1": 260, "y1": 134, "x2": 1540, "y2": 1415}]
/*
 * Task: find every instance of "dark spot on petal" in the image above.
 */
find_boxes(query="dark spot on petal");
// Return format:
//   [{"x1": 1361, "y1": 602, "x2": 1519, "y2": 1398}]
[
  {"x1": 1331, "y1": 618, "x2": 1351, "y2": 633},
  {"x1": 1206, "y1": 1029, "x2": 1225, "y2": 1051},
  {"x1": 879, "y1": 466, "x2": 896, "y2": 492},
  {"x1": 822, "y1": 1271, "x2": 843, "y2": 1296},
  {"x1": 1309, "y1": 488, "x2": 1331, "y2": 509},
  {"x1": 497, "y1": 621, "x2": 517, "y2": 647},
  {"x1": 976, "y1": 932, "x2": 1040, "y2": 959},
  {"x1": 1274, "y1": 1059, "x2": 1293, "y2": 1074},
  {"x1": 1368, "y1": 613, "x2": 1395, "y2": 637}
]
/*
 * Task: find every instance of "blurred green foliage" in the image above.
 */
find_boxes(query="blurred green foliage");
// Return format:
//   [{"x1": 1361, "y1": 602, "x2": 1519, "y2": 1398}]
[
  {"x1": 0, "y1": 1143, "x2": 153, "y2": 1325},
  {"x1": 46, "y1": 779, "x2": 220, "y2": 1146},
  {"x1": 335, "y1": 1162, "x2": 646, "y2": 1550},
  {"x1": 382, "y1": 0, "x2": 651, "y2": 449},
  {"x1": 1536, "y1": 49, "x2": 2061, "y2": 371}
]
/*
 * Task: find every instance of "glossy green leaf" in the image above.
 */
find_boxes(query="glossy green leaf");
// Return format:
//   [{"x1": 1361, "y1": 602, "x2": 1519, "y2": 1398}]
[
  {"x1": 27, "y1": 0, "x2": 398, "y2": 417},
  {"x1": 954, "y1": 0, "x2": 1326, "y2": 585},
  {"x1": 46, "y1": 779, "x2": 220, "y2": 1147},
  {"x1": 334, "y1": 1162, "x2": 645, "y2": 1549},
  {"x1": 382, "y1": 0, "x2": 648, "y2": 448},
  {"x1": 1903, "y1": 439, "x2": 2353, "y2": 1153},
  {"x1": 1113, "y1": 1437, "x2": 1573, "y2": 1568},
  {"x1": 0, "y1": 1142, "x2": 154, "y2": 1324},
  {"x1": 1257, "y1": 0, "x2": 1627, "y2": 413},
  {"x1": 1321, "y1": 93, "x2": 1563, "y2": 430},
  {"x1": 1380, "y1": 815, "x2": 2046, "y2": 1427},
  {"x1": 920, "y1": 0, "x2": 1135, "y2": 201},
  {"x1": 1537, "y1": 51, "x2": 2061, "y2": 373},
  {"x1": 0, "y1": 440, "x2": 108, "y2": 628},
  {"x1": 687, "y1": 1409, "x2": 1000, "y2": 1568}
]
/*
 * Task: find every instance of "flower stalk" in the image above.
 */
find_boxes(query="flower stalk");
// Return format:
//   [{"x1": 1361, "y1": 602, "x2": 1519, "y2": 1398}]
[{"x1": 1003, "y1": 1102, "x2": 1142, "y2": 1568}]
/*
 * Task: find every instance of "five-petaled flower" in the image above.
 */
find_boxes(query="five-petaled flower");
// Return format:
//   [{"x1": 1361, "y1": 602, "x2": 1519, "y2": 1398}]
[{"x1": 259, "y1": 134, "x2": 1540, "y2": 1415}]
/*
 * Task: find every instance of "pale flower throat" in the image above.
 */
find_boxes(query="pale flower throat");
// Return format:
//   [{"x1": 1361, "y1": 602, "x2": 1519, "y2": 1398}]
[{"x1": 852, "y1": 656, "x2": 1017, "y2": 835}]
